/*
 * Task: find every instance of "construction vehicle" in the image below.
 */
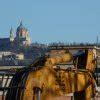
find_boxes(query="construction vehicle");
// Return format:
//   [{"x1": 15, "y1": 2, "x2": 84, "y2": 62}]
[{"x1": 3, "y1": 46, "x2": 97, "y2": 100}]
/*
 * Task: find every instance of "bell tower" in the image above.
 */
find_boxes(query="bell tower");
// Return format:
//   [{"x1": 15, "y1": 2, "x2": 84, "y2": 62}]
[{"x1": 10, "y1": 27, "x2": 14, "y2": 42}]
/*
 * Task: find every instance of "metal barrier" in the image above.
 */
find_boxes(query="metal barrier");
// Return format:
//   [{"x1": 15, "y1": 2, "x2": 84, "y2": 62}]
[{"x1": 0, "y1": 69, "x2": 23, "y2": 100}]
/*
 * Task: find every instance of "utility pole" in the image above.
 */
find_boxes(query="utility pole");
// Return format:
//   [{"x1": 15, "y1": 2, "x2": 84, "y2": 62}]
[{"x1": 96, "y1": 35, "x2": 98, "y2": 47}]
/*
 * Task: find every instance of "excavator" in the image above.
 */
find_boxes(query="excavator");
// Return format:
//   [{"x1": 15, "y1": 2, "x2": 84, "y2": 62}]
[{"x1": 4, "y1": 47, "x2": 97, "y2": 100}]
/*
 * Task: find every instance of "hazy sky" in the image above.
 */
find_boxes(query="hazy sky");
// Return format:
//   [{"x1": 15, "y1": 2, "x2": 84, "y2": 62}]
[{"x1": 0, "y1": 0, "x2": 100, "y2": 44}]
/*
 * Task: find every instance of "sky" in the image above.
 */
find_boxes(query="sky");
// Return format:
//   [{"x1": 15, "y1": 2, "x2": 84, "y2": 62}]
[{"x1": 0, "y1": 0, "x2": 100, "y2": 44}]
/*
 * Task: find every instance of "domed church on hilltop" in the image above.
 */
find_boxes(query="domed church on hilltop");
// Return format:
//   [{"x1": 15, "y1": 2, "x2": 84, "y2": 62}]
[
  {"x1": 0, "y1": 22, "x2": 47, "y2": 66},
  {"x1": 0, "y1": 22, "x2": 31, "y2": 48}
]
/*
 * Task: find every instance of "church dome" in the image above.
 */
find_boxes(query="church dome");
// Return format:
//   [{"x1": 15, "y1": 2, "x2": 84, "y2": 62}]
[
  {"x1": 16, "y1": 22, "x2": 28, "y2": 38},
  {"x1": 15, "y1": 21, "x2": 31, "y2": 46},
  {"x1": 17, "y1": 21, "x2": 27, "y2": 32}
]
